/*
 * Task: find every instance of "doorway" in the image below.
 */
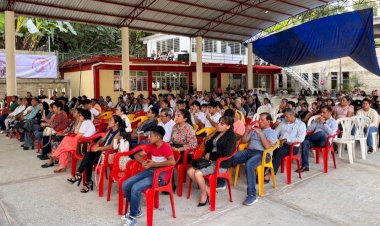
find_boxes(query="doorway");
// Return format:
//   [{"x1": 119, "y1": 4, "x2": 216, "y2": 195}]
[{"x1": 210, "y1": 73, "x2": 218, "y2": 92}]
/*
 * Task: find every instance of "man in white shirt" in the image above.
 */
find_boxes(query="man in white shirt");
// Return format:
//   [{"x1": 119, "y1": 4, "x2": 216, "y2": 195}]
[
  {"x1": 205, "y1": 102, "x2": 221, "y2": 128},
  {"x1": 83, "y1": 99, "x2": 99, "y2": 121},
  {"x1": 190, "y1": 101, "x2": 207, "y2": 129},
  {"x1": 157, "y1": 108, "x2": 175, "y2": 142},
  {"x1": 167, "y1": 94, "x2": 176, "y2": 109},
  {"x1": 356, "y1": 98, "x2": 379, "y2": 153}
]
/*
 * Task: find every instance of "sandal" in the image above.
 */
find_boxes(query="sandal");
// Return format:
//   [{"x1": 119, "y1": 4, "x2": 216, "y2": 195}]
[
  {"x1": 80, "y1": 180, "x2": 94, "y2": 193},
  {"x1": 67, "y1": 172, "x2": 82, "y2": 186}
]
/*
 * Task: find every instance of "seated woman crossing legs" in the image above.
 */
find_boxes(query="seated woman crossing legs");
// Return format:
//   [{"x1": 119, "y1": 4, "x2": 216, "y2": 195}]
[{"x1": 67, "y1": 115, "x2": 126, "y2": 193}]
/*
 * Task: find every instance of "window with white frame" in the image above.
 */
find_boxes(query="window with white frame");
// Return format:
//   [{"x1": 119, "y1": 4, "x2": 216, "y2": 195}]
[
  {"x1": 156, "y1": 38, "x2": 180, "y2": 53},
  {"x1": 152, "y1": 72, "x2": 188, "y2": 91},
  {"x1": 221, "y1": 41, "x2": 245, "y2": 55},
  {"x1": 129, "y1": 71, "x2": 148, "y2": 91}
]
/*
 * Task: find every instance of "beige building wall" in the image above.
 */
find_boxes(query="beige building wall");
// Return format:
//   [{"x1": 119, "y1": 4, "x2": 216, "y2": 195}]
[
  {"x1": 221, "y1": 73, "x2": 230, "y2": 91},
  {"x1": 192, "y1": 72, "x2": 211, "y2": 92},
  {"x1": 64, "y1": 70, "x2": 94, "y2": 98},
  {"x1": 290, "y1": 49, "x2": 380, "y2": 92},
  {"x1": 99, "y1": 70, "x2": 121, "y2": 103},
  {"x1": 0, "y1": 79, "x2": 68, "y2": 98}
]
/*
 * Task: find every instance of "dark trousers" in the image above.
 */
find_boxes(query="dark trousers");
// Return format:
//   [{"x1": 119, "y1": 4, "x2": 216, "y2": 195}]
[
  {"x1": 42, "y1": 136, "x2": 52, "y2": 156},
  {"x1": 301, "y1": 132, "x2": 327, "y2": 167},
  {"x1": 0, "y1": 113, "x2": 8, "y2": 130},
  {"x1": 272, "y1": 144, "x2": 299, "y2": 174},
  {"x1": 77, "y1": 151, "x2": 101, "y2": 182}
]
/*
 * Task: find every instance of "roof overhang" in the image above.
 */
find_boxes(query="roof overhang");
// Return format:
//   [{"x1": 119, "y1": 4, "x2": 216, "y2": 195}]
[{"x1": 1, "y1": 0, "x2": 336, "y2": 42}]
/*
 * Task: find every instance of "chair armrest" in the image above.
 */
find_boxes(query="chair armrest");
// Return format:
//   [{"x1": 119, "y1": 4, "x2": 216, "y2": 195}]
[
  {"x1": 262, "y1": 140, "x2": 280, "y2": 166},
  {"x1": 103, "y1": 148, "x2": 118, "y2": 165},
  {"x1": 78, "y1": 132, "x2": 106, "y2": 143},
  {"x1": 152, "y1": 165, "x2": 174, "y2": 188},
  {"x1": 289, "y1": 142, "x2": 301, "y2": 157},
  {"x1": 306, "y1": 131, "x2": 314, "y2": 136}
]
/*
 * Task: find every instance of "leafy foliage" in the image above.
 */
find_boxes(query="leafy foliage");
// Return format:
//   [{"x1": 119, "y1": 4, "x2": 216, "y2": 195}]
[{"x1": 0, "y1": 13, "x2": 150, "y2": 63}]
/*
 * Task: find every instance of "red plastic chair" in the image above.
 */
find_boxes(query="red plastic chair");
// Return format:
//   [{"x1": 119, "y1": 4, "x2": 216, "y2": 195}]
[
  {"x1": 107, "y1": 145, "x2": 149, "y2": 215},
  {"x1": 187, "y1": 144, "x2": 239, "y2": 211},
  {"x1": 96, "y1": 148, "x2": 118, "y2": 197},
  {"x1": 176, "y1": 136, "x2": 205, "y2": 197},
  {"x1": 280, "y1": 142, "x2": 302, "y2": 184},
  {"x1": 71, "y1": 133, "x2": 106, "y2": 177},
  {"x1": 124, "y1": 151, "x2": 180, "y2": 226},
  {"x1": 245, "y1": 117, "x2": 252, "y2": 125},
  {"x1": 133, "y1": 111, "x2": 146, "y2": 117},
  {"x1": 311, "y1": 130, "x2": 340, "y2": 173}
]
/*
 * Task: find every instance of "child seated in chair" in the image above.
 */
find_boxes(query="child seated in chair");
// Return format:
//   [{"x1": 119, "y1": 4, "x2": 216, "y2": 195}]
[{"x1": 121, "y1": 125, "x2": 175, "y2": 226}]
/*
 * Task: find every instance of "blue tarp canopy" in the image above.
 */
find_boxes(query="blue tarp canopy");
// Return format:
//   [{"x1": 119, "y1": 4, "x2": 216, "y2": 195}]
[{"x1": 250, "y1": 9, "x2": 380, "y2": 76}]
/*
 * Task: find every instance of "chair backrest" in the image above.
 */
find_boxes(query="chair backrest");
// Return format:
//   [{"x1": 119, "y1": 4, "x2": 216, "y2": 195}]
[
  {"x1": 257, "y1": 105, "x2": 271, "y2": 114},
  {"x1": 251, "y1": 113, "x2": 260, "y2": 121},
  {"x1": 196, "y1": 127, "x2": 217, "y2": 136},
  {"x1": 270, "y1": 105, "x2": 280, "y2": 119},
  {"x1": 273, "y1": 113, "x2": 283, "y2": 122},
  {"x1": 352, "y1": 116, "x2": 371, "y2": 139},
  {"x1": 337, "y1": 117, "x2": 354, "y2": 140},
  {"x1": 193, "y1": 124, "x2": 199, "y2": 132},
  {"x1": 307, "y1": 115, "x2": 320, "y2": 127},
  {"x1": 127, "y1": 114, "x2": 135, "y2": 122},
  {"x1": 245, "y1": 117, "x2": 252, "y2": 125}
]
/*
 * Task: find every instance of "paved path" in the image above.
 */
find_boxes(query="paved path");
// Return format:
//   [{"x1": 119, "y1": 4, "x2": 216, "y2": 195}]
[{"x1": 0, "y1": 135, "x2": 379, "y2": 226}]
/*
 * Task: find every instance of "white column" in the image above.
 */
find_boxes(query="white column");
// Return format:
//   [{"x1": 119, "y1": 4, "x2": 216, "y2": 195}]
[
  {"x1": 247, "y1": 42, "x2": 253, "y2": 90},
  {"x1": 121, "y1": 27, "x2": 130, "y2": 93},
  {"x1": 196, "y1": 36, "x2": 203, "y2": 92},
  {"x1": 5, "y1": 11, "x2": 17, "y2": 97}
]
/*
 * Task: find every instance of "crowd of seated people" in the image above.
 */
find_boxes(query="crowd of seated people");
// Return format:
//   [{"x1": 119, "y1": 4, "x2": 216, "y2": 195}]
[{"x1": 2, "y1": 87, "x2": 380, "y2": 226}]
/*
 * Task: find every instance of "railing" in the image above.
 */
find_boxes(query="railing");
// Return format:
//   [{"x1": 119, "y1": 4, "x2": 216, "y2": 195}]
[{"x1": 284, "y1": 67, "x2": 318, "y2": 92}]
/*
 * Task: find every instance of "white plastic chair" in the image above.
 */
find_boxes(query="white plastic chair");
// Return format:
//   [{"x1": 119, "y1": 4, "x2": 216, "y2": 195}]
[
  {"x1": 334, "y1": 117, "x2": 355, "y2": 164},
  {"x1": 251, "y1": 113, "x2": 260, "y2": 121},
  {"x1": 307, "y1": 115, "x2": 320, "y2": 127},
  {"x1": 352, "y1": 116, "x2": 371, "y2": 160},
  {"x1": 256, "y1": 105, "x2": 271, "y2": 114},
  {"x1": 270, "y1": 105, "x2": 280, "y2": 119},
  {"x1": 273, "y1": 113, "x2": 283, "y2": 122}
]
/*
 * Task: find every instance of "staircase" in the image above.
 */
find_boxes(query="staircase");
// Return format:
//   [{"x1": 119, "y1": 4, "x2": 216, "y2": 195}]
[{"x1": 283, "y1": 67, "x2": 318, "y2": 93}]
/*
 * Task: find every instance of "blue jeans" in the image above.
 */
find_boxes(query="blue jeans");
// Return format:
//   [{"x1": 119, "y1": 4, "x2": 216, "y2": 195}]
[
  {"x1": 232, "y1": 149, "x2": 269, "y2": 198},
  {"x1": 301, "y1": 131, "x2": 327, "y2": 167},
  {"x1": 366, "y1": 126, "x2": 377, "y2": 148},
  {"x1": 122, "y1": 168, "x2": 165, "y2": 218}
]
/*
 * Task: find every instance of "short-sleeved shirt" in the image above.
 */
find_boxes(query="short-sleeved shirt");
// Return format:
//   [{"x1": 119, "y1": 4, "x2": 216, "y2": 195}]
[
  {"x1": 79, "y1": 120, "x2": 96, "y2": 137},
  {"x1": 335, "y1": 105, "x2": 354, "y2": 119},
  {"x1": 90, "y1": 108, "x2": 100, "y2": 121},
  {"x1": 234, "y1": 120, "x2": 245, "y2": 137},
  {"x1": 158, "y1": 119, "x2": 175, "y2": 142},
  {"x1": 248, "y1": 127, "x2": 278, "y2": 151},
  {"x1": 145, "y1": 142, "x2": 173, "y2": 182},
  {"x1": 191, "y1": 111, "x2": 207, "y2": 127},
  {"x1": 205, "y1": 112, "x2": 222, "y2": 128}
]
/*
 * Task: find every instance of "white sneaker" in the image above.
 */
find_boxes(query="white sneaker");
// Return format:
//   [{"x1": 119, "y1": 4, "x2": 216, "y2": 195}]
[
  {"x1": 216, "y1": 184, "x2": 226, "y2": 190},
  {"x1": 121, "y1": 209, "x2": 143, "y2": 221},
  {"x1": 123, "y1": 217, "x2": 137, "y2": 226}
]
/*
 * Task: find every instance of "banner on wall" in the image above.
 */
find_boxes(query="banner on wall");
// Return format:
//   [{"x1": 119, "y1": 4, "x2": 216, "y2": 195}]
[{"x1": 0, "y1": 53, "x2": 57, "y2": 79}]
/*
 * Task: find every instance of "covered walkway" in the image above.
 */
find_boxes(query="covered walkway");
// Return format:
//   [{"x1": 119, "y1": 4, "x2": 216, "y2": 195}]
[{"x1": 1, "y1": 134, "x2": 379, "y2": 226}]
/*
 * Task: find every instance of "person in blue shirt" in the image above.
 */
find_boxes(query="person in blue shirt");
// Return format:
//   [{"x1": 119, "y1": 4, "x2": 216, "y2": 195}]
[
  {"x1": 264, "y1": 108, "x2": 306, "y2": 182},
  {"x1": 299, "y1": 105, "x2": 338, "y2": 172},
  {"x1": 232, "y1": 112, "x2": 278, "y2": 206}
]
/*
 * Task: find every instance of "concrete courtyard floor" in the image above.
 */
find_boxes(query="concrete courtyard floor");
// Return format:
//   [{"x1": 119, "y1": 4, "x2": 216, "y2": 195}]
[{"x1": 0, "y1": 134, "x2": 380, "y2": 226}]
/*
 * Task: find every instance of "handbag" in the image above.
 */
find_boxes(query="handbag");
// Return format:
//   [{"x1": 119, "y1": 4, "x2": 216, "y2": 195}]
[
  {"x1": 191, "y1": 158, "x2": 212, "y2": 169},
  {"x1": 42, "y1": 127, "x2": 56, "y2": 136}
]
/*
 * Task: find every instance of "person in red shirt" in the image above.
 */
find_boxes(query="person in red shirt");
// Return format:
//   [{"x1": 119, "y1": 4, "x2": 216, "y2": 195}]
[{"x1": 121, "y1": 126, "x2": 175, "y2": 226}]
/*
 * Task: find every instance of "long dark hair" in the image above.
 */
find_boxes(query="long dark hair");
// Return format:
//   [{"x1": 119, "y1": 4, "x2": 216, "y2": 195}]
[
  {"x1": 178, "y1": 109, "x2": 193, "y2": 127},
  {"x1": 112, "y1": 115, "x2": 130, "y2": 141}
]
